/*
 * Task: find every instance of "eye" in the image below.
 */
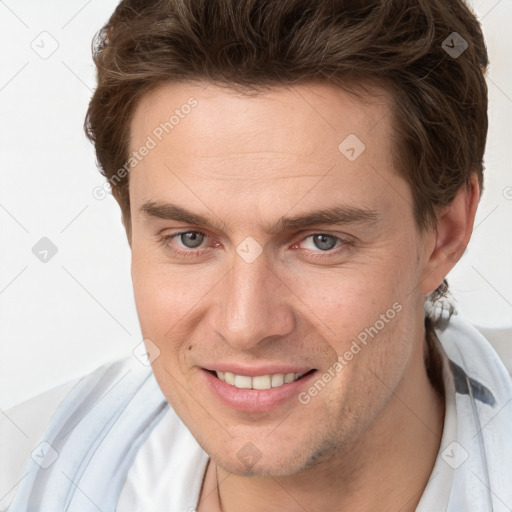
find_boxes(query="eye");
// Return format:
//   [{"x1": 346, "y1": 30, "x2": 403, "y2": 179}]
[
  {"x1": 292, "y1": 233, "x2": 354, "y2": 260},
  {"x1": 301, "y1": 233, "x2": 345, "y2": 252},
  {"x1": 159, "y1": 230, "x2": 353, "y2": 261},
  {"x1": 158, "y1": 230, "x2": 210, "y2": 257},
  {"x1": 176, "y1": 231, "x2": 205, "y2": 249},
  {"x1": 301, "y1": 234, "x2": 340, "y2": 251}
]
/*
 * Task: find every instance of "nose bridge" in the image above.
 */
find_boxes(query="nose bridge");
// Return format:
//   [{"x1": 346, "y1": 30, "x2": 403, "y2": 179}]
[{"x1": 215, "y1": 251, "x2": 293, "y2": 348}]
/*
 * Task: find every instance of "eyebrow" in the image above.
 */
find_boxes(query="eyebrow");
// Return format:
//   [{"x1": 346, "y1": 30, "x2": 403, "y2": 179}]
[{"x1": 140, "y1": 201, "x2": 379, "y2": 233}]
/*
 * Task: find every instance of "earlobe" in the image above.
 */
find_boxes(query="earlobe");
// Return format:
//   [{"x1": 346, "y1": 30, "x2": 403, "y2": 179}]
[{"x1": 419, "y1": 174, "x2": 480, "y2": 295}]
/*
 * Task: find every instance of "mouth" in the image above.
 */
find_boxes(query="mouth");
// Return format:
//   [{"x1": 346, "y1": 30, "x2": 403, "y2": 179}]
[
  {"x1": 201, "y1": 364, "x2": 319, "y2": 412},
  {"x1": 207, "y1": 369, "x2": 317, "y2": 390}
]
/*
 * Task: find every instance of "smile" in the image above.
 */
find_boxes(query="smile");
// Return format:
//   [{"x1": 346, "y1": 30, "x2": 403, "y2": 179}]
[
  {"x1": 215, "y1": 370, "x2": 310, "y2": 390},
  {"x1": 203, "y1": 367, "x2": 318, "y2": 412}
]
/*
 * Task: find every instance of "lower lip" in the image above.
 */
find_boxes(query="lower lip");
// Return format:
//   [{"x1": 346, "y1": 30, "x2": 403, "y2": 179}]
[{"x1": 201, "y1": 369, "x2": 318, "y2": 412}]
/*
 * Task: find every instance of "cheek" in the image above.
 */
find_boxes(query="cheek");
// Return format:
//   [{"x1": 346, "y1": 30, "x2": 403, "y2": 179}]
[
  {"x1": 281, "y1": 244, "x2": 418, "y2": 381},
  {"x1": 284, "y1": 263, "x2": 405, "y2": 337},
  {"x1": 131, "y1": 249, "x2": 212, "y2": 330}
]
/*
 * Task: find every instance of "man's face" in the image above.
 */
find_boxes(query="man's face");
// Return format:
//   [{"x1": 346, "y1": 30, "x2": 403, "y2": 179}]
[{"x1": 129, "y1": 81, "x2": 433, "y2": 476}]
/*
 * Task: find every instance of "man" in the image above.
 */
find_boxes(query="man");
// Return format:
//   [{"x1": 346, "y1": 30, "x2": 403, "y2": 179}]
[{"x1": 5, "y1": 0, "x2": 512, "y2": 511}]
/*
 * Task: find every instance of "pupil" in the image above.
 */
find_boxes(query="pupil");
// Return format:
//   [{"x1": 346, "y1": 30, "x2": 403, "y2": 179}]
[
  {"x1": 314, "y1": 234, "x2": 336, "y2": 251},
  {"x1": 182, "y1": 232, "x2": 203, "y2": 248}
]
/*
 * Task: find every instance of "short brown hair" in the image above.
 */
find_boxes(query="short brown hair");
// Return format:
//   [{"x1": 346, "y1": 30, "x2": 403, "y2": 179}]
[{"x1": 84, "y1": 0, "x2": 489, "y2": 322}]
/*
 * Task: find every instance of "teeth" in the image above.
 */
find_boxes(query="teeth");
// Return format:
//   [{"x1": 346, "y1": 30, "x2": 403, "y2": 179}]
[
  {"x1": 252, "y1": 375, "x2": 271, "y2": 390},
  {"x1": 215, "y1": 370, "x2": 307, "y2": 389},
  {"x1": 234, "y1": 375, "x2": 252, "y2": 389},
  {"x1": 284, "y1": 373, "x2": 295, "y2": 384},
  {"x1": 271, "y1": 374, "x2": 284, "y2": 387}
]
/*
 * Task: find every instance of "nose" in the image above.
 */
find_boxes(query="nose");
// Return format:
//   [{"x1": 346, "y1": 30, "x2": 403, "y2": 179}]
[{"x1": 211, "y1": 250, "x2": 295, "y2": 350}]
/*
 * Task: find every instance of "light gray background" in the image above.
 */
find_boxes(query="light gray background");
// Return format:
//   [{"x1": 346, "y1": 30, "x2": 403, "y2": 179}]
[{"x1": 1, "y1": 0, "x2": 511, "y2": 410}]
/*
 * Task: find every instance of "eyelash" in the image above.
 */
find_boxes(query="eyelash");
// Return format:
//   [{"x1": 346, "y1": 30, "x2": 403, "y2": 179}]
[{"x1": 158, "y1": 231, "x2": 354, "y2": 260}]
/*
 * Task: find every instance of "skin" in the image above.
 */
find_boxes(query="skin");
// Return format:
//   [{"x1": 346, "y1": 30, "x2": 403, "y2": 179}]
[{"x1": 127, "y1": 80, "x2": 479, "y2": 511}]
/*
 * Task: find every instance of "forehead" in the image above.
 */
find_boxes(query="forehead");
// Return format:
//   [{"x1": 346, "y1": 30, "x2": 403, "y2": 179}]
[
  {"x1": 128, "y1": 80, "x2": 405, "y2": 228},
  {"x1": 129, "y1": 79, "x2": 393, "y2": 163}
]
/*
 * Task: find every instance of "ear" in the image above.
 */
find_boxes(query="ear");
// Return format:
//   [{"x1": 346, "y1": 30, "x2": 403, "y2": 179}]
[{"x1": 419, "y1": 174, "x2": 480, "y2": 295}]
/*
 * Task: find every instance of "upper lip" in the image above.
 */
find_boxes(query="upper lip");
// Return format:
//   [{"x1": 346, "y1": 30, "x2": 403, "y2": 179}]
[{"x1": 202, "y1": 364, "x2": 315, "y2": 376}]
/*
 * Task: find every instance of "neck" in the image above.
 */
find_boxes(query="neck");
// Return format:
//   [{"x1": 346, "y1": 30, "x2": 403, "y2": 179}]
[{"x1": 200, "y1": 331, "x2": 445, "y2": 512}]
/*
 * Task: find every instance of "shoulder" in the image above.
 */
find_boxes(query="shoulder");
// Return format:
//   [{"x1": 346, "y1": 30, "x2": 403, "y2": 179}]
[
  {"x1": 3, "y1": 358, "x2": 205, "y2": 512},
  {"x1": 0, "y1": 379, "x2": 77, "y2": 511},
  {"x1": 474, "y1": 324, "x2": 512, "y2": 376},
  {"x1": 435, "y1": 313, "x2": 512, "y2": 380},
  {"x1": 0, "y1": 357, "x2": 151, "y2": 512}
]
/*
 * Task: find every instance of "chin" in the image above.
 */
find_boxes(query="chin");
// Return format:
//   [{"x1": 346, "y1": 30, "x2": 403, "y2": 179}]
[
  {"x1": 218, "y1": 454, "x2": 306, "y2": 478},
  {"x1": 212, "y1": 436, "x2": 338, "y2": 478}
]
